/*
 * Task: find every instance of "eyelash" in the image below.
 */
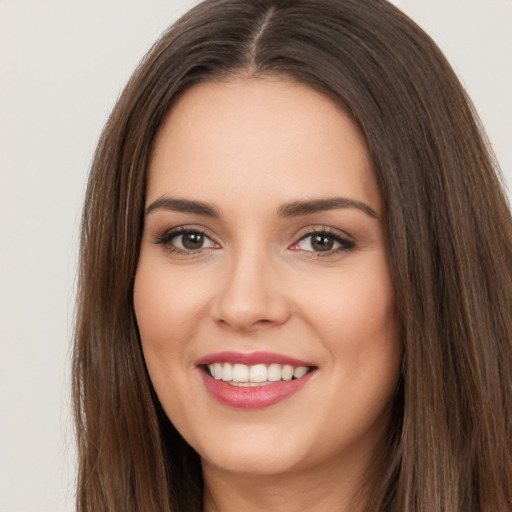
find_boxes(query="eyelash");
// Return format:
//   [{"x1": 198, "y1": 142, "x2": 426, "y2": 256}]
[
  {"x1": 153, "y1": 226, "x2": 217, "y2": 256},
  {"x1": 292, "y1": 227, "x2": 355, "y2": 258},
  {"x1": 153, "y1": 226, "x2": 355, "y2": 257}
]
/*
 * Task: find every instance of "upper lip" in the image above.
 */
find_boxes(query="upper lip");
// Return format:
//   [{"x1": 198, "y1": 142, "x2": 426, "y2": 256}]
[{"x1": 194, "y1": 351, "x2": 316, "y2": 367}]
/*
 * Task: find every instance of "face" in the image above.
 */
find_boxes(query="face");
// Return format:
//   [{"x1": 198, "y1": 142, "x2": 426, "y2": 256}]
[{"x1": 134, "y1": 78, "x2": 402, "y2": 482}]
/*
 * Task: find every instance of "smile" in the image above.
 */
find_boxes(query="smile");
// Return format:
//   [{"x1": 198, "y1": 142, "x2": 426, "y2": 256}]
[
  {"x1": 207, "y1": 362, "x2": 311, "y2": 386},
  {"x1": 196, "y1": 352, "x2": 317, "y2": 409}
]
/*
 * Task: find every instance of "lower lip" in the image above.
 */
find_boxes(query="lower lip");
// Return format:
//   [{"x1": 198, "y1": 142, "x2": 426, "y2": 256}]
[{"x1": 199, "y1": 370, "x2": 314, "y2": 409}]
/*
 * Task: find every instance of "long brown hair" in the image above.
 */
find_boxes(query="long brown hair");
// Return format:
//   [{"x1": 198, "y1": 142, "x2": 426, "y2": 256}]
[{"x1": 73, "y1": 0, "x2": 512, "y2": 510}]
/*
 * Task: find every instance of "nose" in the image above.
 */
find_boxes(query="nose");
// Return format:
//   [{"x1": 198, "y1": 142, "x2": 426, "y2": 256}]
[{"x1": 211, "y1": 249, "x2": 291, "y2": 332}]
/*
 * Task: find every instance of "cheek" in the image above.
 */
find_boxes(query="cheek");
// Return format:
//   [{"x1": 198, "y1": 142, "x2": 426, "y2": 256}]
[
  {"x1": 298, "y1": 261, "x2": 401, "y2": 441},
  {"x1": 133, "y1": 262, "x2": 210, "y2": 352},
  {"x1": 132, "y1": 262, "x2": 211, "y2": 425},
  {"x1": 297, "y1": 255, "x2": 402, "y2": 419},
  {"x1": 133, "y1": 261, "x2": 206, "y2": 420},
  {"x1": 298, "y1": 258, "x2": 398, "y2": 351}
]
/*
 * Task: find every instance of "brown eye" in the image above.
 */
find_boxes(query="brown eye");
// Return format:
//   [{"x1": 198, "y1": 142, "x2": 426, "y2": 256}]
[
  {"x1": 292, "y1": 230, "x2": 355, "y2": 255},
  {"x1": 164, "y1": 230, "x2": 217, "y2": 252},
  {"x1": 180, "y1": 232, "x2": 205, "y2": 250},
  {"x1": 311, "y1": 234, "x2": 335, "y2": 252}
]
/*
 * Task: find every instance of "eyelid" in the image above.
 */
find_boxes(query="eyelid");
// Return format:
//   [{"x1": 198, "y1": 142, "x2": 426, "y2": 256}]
[
  {"x1": 289, "y1": 226, "x2": 356, "y2": 255},
  {"x1": 151, "y1": 223, "x2": 355, "y2": 258},
  {"x1": 293, "y1": 225, "x2": 354, "y2": 243},
  {"x1": 152, "y1": 225, "x2": 221, "y2": 254}
]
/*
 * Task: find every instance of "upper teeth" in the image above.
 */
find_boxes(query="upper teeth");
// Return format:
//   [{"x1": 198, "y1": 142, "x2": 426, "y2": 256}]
[{"x1": 208, "y1": 363, "x2": 309, "y2": 385}]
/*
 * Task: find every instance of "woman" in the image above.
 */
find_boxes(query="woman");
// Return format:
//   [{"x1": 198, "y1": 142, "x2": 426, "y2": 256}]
[{"x1": 73, "y1": 0, "x2": 512, "y2": 510}]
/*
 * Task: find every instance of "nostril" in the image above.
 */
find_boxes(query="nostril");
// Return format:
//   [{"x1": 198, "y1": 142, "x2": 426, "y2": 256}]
[{"x1": 215, "y1": 316, "x2": 278, "y2": 332}]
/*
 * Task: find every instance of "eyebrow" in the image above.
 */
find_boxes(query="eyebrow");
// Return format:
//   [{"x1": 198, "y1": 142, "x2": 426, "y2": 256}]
[
  {"x1": 278, "y1": 197, "x2": 379, "y2": 219},
  {"x1": 145, "y1": 196, "x2": 379, "y2": 219},
  {"x1": 145, "y1": 197, "x2": 220, "y2": 217}
]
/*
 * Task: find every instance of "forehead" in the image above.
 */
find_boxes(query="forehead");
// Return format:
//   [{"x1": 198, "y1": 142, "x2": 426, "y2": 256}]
[{"x1": 147, "y1": 78, "x2": 381, "y2": 213}]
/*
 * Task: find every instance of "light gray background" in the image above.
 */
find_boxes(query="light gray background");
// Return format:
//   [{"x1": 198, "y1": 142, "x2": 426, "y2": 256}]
[{"x1": 0, "y1": 1, "x2": 510, "y2": 511}]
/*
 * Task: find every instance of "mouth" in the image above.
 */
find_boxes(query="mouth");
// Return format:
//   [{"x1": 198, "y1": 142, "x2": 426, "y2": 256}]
[
  {"x1": 203, "y1": 362, "x2": 314, "y2": 387},
  {"x1": 195, "y1": 352, "x2": 317, "y2": 409}
]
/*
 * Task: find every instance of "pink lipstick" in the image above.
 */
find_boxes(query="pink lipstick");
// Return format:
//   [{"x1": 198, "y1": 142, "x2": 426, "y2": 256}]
[{"x1": 195, "y1": 351, "x2": 316, "y2": 409}]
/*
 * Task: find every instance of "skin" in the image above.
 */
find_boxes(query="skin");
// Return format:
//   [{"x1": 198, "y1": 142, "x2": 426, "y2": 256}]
[{"x1": 134, "y1": 78, "x2": 402, "y2": 512}]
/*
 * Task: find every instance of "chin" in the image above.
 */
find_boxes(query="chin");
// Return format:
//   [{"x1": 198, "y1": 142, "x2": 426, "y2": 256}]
[
  {"x1": 199, "y1": 437, "x2": 309, "y2": 476},
  {"x1": 177, "y1": 414, "x2": 315, "y2": 476}
]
